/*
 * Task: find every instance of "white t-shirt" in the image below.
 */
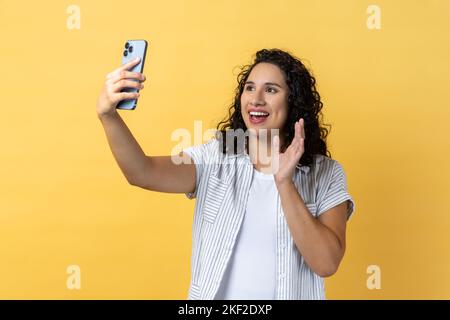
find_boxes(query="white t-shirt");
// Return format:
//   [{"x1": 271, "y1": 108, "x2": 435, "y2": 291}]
[{"x1": 215, "y1": 168, "x2": 278, "y2": 300}]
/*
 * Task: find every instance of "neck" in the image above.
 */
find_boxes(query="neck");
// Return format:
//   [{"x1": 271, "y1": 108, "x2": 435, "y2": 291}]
[{"x1": 248, "y1": 132, "x2": 283, "y2": 173}]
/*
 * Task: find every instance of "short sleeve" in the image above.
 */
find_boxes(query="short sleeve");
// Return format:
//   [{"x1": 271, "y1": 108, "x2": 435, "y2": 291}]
[
  {"x1": 182, "y1": 138, "x2": 217, "y2": 199},
  {"x1": 316, "y1": 161, "x2": 355, "y2": 220}
]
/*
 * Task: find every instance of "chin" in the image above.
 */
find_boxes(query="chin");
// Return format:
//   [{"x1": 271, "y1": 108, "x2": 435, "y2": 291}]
[{"x1": 248, "y1": 126, "x2": 274, "y2": 137}]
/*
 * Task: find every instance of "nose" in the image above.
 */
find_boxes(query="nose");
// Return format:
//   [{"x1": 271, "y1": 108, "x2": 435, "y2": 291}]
[
  {"x1": 249, "y1": 89, "x2": 265, "y2": 106},
  {"x1": 250, "y1": 100, "x2": 264, "y2": 106}
]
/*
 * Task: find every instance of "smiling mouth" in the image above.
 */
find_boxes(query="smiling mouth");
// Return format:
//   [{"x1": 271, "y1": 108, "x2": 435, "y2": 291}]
[
  {"x1": 248, "y1": 111, "x2": 270, "y2": 124},
  {"x1": 249, "y1": 111, "x2": 270, "y2": 119}
]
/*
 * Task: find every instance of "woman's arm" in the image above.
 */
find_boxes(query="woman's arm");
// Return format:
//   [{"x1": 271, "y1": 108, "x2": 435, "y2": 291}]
[
  {"x1": 272, "y1": 118, "x2": 349, "y2": 277},
  {"x1": 97, "y1": 60, "x2": 196, "y2": 194},
  {"x1": 276, "y1": 180, "x2": 348, "y2": 278},
  {"x1": 98, "y1": 113, "x2": 196, "y2": 193}
]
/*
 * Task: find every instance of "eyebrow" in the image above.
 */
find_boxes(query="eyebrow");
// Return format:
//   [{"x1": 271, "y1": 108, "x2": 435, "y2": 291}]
[{"x1": 244, "y1": 81, "x2": 283, "y2": 88}]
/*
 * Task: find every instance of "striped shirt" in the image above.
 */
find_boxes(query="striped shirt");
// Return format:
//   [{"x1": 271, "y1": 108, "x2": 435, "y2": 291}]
[{"x1": 182, "y1": 138, "x2": 355, "y2": 300}]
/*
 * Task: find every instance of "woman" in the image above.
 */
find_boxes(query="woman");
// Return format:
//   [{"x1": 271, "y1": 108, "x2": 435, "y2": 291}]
[{"x1": 97, "y1": 48, "x2": 355, "y2": 300}]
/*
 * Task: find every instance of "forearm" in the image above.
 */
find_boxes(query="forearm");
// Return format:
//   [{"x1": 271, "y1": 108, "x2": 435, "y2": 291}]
[
  {"x1": 276, "y1": 180, "x2": 343, "y2": 277},
  {"x1": 98, "y1": 112, "x2": 148, "y2": 185}
]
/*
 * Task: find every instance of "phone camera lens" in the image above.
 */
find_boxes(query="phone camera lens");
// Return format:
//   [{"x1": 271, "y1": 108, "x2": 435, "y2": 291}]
[
  {"x1": 123, "y1": 50, "x2": 128, "y2": 57},
  {"x1": 128, "y1": 46, "x2": 133, "y2": 53},
  {"x1": 125, "y1": 42, "x2": 130, "y2": 49}
]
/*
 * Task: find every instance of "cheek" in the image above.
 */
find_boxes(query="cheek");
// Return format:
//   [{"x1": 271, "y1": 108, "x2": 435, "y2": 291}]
[
  {"x1": 240, "y1": 107, "x2": 250, "y2": 126},
  {"x1": 240, "y1": 96, "x2": 249, "y2": 119},
  {"x1": 271, "y1": 106, "x2": 288, "y2": 125},
  {"x1": 281, "y1": 109, "x2": 289, "y2": 123}
]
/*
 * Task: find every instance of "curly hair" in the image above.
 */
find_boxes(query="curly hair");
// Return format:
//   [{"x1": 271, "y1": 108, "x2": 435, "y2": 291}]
[{"x1": 215, "y1": 48, "x2": 332, "y2": 168}]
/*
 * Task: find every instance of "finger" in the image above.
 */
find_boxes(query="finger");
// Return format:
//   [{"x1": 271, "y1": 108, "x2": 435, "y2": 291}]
[
  {"x1": 118, "y1": 56, "x2": 141, "y2": 72},
  {"x1": 292, "y1": 121, "x2": 302, "y2": 151},
  {"x1": 294, "y1": 121, "x2": 301, "y2": 142},
  {"x1": 108, "y1": 57, "x2": 141, "y2": 77},
  {"x1": 111, "y1": 79, "x2": 144, "y2": 93},
  {"x1": 107, "y1": 73, "x2": 146, "y2": 85},
  {"x1": 300, "y1": 118, "x2": 306, "y2": 139},
  {"x1": 111, "y1": 91, "x2": 140, "y2": 103},
  {"x1": 108, "y1": 70, "x2": 146, "y2": 84}
]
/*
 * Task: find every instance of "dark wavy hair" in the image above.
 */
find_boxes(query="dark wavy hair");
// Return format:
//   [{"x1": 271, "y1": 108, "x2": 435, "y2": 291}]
[{"x1": 215, "y1": 48, "x2": 331, "y2": 167}]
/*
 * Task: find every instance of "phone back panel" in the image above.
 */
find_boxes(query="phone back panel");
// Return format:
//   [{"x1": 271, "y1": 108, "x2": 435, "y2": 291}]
[{"x1": 116, "y1": 40, "x2": 148, "y2": 110}]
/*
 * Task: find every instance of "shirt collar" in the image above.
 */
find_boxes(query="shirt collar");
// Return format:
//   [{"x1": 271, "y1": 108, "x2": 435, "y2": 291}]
[{"x1": 296, "y1": 164, "x2": 310, "y2": 174}]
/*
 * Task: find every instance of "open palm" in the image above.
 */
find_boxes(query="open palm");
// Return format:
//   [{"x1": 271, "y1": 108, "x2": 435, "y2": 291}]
[{"x1": 273, "y1": 118, "x2": 305, "y2": 184}]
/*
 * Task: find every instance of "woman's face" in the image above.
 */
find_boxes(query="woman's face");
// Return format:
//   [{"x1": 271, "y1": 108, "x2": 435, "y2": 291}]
[{"x1": 240, "y1": 62, "x2": 289, "y2": 137}]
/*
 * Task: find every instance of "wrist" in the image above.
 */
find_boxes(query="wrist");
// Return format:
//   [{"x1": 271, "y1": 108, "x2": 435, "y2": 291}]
[
  {"x1": 97, "y1": 111, "x2": 118, "y2": 121},
  {"x1": 275, "y1": 178, "x2": 295, "y2": 190}
]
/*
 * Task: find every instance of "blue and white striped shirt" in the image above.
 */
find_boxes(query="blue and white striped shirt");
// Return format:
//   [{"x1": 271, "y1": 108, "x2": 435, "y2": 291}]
[{"x1": 182, "y1": 138, "x2": 355, "y2": 300}]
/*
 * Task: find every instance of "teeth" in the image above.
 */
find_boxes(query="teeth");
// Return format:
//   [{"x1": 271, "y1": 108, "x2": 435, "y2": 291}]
[{"x1": 249, "y1": 111, "x2": 269, "y2": 116}]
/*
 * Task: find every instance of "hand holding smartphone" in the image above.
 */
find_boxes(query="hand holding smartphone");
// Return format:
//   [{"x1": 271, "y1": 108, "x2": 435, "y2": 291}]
[{"x1": 116, "y1": 39, "x2": 148, "y2": 110}]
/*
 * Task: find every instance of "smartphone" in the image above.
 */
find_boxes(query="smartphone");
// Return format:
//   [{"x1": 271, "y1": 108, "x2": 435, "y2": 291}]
[{"x1": 116, "y1": 39, "x2": 148, "y2": 110}]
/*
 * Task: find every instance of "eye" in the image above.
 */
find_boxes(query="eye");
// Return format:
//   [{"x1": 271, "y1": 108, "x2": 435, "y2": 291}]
[{"x1": 244, "y1": 85, "x2": 278, "y2": 93}]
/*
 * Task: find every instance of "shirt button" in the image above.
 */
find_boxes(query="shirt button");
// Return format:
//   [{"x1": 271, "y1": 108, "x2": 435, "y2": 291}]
[{"x1": 280, "y1": 273, "x2": 285, "y2": 279}]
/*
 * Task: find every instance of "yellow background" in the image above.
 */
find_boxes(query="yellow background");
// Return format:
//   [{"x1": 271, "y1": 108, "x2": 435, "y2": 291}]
[{"x1": 1, "y1": 0, "x2": 449, "y2": 299}]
